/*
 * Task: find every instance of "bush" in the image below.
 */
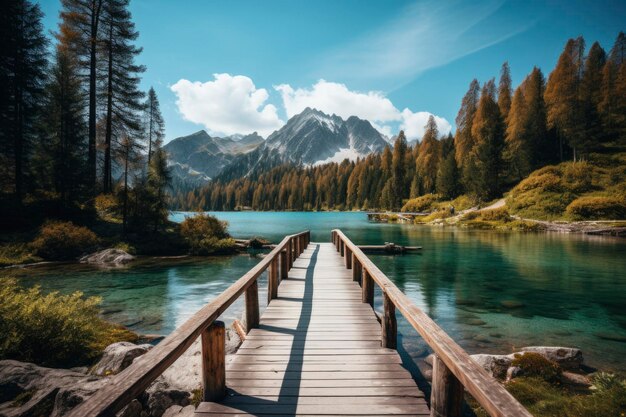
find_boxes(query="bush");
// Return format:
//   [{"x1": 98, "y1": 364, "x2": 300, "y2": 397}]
[
  {"x1": 512, "y1": 352, "x2": 562, "y2": 383},
  {"x1": 401, "y1": 194, "x2": 440, "y2": 212},
  {"x1": 516, "y1": 173, "x2": 563, "y2": 193},
  {"x1": 0, "y1": 243, "x2": 40, "y2": 267},
  {"x1": 95, "y1": 193, "x2": 120, "y2": 220},
  {"x1": 480, "y1": 207, "x2": 511, "y2": 222},
  {"x1": 0, "y1": 278, "x2": 136, "y2": 368},
  {"x1": 563, "y1": 161, "x2": 594, "y2": 193},
  {"x1": 30, "y1": 221, "x2": 99, "y2": 260},
  {"x1": 179, "y1": 214, "x2": 236, "y2": 255},
  {"x1": 566, "y1": 197, "x2": 626, "y2": 220}
]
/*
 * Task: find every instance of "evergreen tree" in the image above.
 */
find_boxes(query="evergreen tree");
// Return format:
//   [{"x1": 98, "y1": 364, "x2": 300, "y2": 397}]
[
  {"x1": 524, "y1": 67, "x2": 550, "y2": 166},
  {"x1": 416, "y1": 116, "x2": 441, "y2": 194},
  {"x1": 146, "y1": 145, "x2": 171, "y2": 231},
  {"x1": 59, "y1": 0, "x2": 105, "y2": 194},
  {"x1": 454, "y1": 79, "x2": 480, "y2": 169},
  {"x1": 100, "y1": 0, "x2": 145, "y2": 192},
  {"x1": 115, "y1": 130, "x2": 144, "y2": 232},
  {"x1": 504, "y1": 85, "x2": 529, "y2": 180},
  {"x1": 600, "y1": 33, "x2": 626, "y2": 144},
  {"x1": 435, "y1": 134, "x2": 461, "y2": 199},
  {"x1": 145, "y1": 87, "x2": 164, "y2": 166},
  {"x1": 580, "y1": 42, "x2": 606, "y2": 148},
  {"x1": 469, "y1": 80, "x2": 505, "y2": 200},
  {"x1": 0, "y1": 0, "x2": 48, "y2": 201},
  {"x1": 498, "y1": 62, "x2": 512, "y2": 119},
  {"x1": 391, "y1": 131, "x2": 407, "y2": 210},
  {"x1": 545, "y1": 37, "x2": 586, "y2": 160},
  {"x1": 34, "y1": 46, "x2": 87, "y2": 205}
]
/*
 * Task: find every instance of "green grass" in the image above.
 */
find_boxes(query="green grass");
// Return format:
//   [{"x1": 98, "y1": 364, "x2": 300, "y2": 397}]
[{"x1": 507, "y1": 154, "x2": 626, "y2": 221}]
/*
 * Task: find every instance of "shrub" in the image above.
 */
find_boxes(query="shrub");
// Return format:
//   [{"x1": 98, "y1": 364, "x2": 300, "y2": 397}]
[
  {"x1": 512, "y1": 352, "x2": 562, "y2": 383},
  {"x1": 516, "y1": 173, "x2": 562, "y2": 193},
  {"x1": 479, "y1": 207, "x2": 511, "y2": 222},
  {"x1": 563, "y1": 161, "x2": 594, "y2": 193},
  {"x1": 592, "y1": 372, "x2": 624, "y2": 392},
  {"x1": 179, "y1": 214, "x2": 236, "y2": 255},
  {"x1": 30, "y1": 221, "x2": 99, "y2": 260},
  {"x1": 401, "y1": 194, "x2": 440, "y2": 212},
  {"x1": 0, "y1": 243, "x2": 39, "y2": 267},
  {"x1": 95, "y1": 193, "x2": 120, "y2": 220},
  {"x1": 566, "y1": 196, "x2": 626, "y2": 220},
  {"x1": 0, "y1": 278, "x2": 136, "y2": 368}
]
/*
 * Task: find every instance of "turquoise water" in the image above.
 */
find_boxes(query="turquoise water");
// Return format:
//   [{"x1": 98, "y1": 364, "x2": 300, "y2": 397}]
[{"x1": 13, "y1": 212, "x2": 626, "y2": 371}]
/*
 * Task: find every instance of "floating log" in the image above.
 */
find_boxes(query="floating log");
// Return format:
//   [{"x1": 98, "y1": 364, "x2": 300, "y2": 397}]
[{"x1": 358, "y1": 243, "x2": 422, "y2": 254}]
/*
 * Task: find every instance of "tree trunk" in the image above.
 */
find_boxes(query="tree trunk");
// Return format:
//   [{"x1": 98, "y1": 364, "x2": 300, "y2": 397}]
[
  {"x1": 88, "y1": 0, "x2": 102, "y2": 197},
  {"x1": 122, "y1": 144, "x2": 129, "y2": 234},
  {"x1": 103, "y1": 23, "x2": 113, "y2": 193}
]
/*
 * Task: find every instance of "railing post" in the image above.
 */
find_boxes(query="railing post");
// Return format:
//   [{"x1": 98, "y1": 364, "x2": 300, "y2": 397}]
[
  {"x1": 345, "y1": 246, "x2": 352, "y2": 269},
  {"x1": 362, "y1": 270, "x2": 374, "y2": 306},
  {"x1": 352, "y1": 256, "x2": 361, "y2": 282},
  {"x1": 268, "y1": 257, "x2": 278, "y2": 303},
  {"x1": 340, "y1": 240, "x2": 345, "y2": 257},
  {"x1": 336, "y1": 235, "x2": 340, "y2": 252},
  {"x1": 382, "y1": 292, "x2": 397, "y2": 349},
  {"x1": 430, "y1": 355, "x2": 464, "y2": 417},
  {"x1": 288, "y1": 239, "x2": 294, "y2": 268},
  {"x1": 295, "y1": 236, "x2": 300, "y2": 258},
  {"x1": 201, "y1": 321, "x2": 225, "y2": 402},
  {"x1": 280, "y1": 250, "x2": 288, "y2": 281},
  {"x1": 245, "y1": 280, "x2": 259, "y2": 332}
]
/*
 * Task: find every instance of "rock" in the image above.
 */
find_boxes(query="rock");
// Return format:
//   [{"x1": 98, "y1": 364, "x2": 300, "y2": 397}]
[
  {"x1": 560, "y1": 371, "x2": 591, "y2": 388},
  {"x1": 137, "y1": 334, "x2": 166, "y2": 345},
  {"x1": 424, "y1": 354, "x2": 434, "y2": 367},
  {"x1": 225, "y1": 327, "x2": 242, "y2": 355},
  {"x1": 146, "y1": 381, "x2": 190, "y2": 417},
  {"x1": 0, "y1": 359, "x2": 106, "y2": 417},
  {"x1": 163, "y1": 405, "x2": 195, "y2": 417},
  {"x1": 520, "y1": 346, "x2": 584, "y2": 370},
  {"x1": 471, "y1": 354, "x2": 514, "y2": 379},
  {"x1": 594, "y1": 332, "x2": 626, "y2": 343},
  {"x1": 118, "y1": 399, "x2": 144, "y2": 417},
  {"x1": 91, "y1": 342, "x2": 153, "y2": 376},
  {"x1": 500, "y1": 300, "x2": 525, "y2": 309},
  {"x1": 80, "y1": 248, "x2": 135, "y2": 267},
  {"x1": 506, "y1": 366, "x2": 523, "y2": 382}
]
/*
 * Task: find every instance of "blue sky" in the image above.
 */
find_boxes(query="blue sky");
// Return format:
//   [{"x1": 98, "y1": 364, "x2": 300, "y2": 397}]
[{"x1": 38, "y1": 0, "x2": 625, "y2": 142}]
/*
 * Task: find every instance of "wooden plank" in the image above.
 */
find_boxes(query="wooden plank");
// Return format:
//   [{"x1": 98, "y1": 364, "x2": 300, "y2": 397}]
[
  {"x1": 332, "y1": 230, "x2": 533, "y2": 417},
  {"x1": 225, "y1": 379, "x2": 418, "y2": 388},
  {"x1": 196, "y1": 402, "x2": 430, "y2": 415}
]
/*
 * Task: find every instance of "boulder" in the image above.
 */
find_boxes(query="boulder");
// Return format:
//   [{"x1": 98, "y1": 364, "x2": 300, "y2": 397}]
[
  {"x1": 80, "y1": 248, "x2": 135, "y2": 267},
  {"x1": 163, "y1": 405, "x2": 195, "y2": 417},
  {"x1": 506, "y1": 366, "x2": 523, "y2": 382},
  {"x1": 0, "y1": 359, "x2": 106, "y2": 417},
  {"x1": 560, "y1": 371, "x2": 591, "y2": 388},
  {"x1": 118, "y1": 399, "x2": 144, "y2": 417},
  {"x1": 520, "y1": 346, "x2": 583, "y2": 370},
  {"x1": 471, "y1": 354, "x2": 514, "y2": 379},
  {"x1": 91, "y1": 342, "x2": 153, "y2": 376},
  {"x1": 146, "y1": 381, "x2": 190, "y2": 417}
]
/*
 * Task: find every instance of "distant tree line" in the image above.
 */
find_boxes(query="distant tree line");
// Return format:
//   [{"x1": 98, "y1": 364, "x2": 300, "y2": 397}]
[
  {"x1": 173, "y1": 33, "x2": 626, "y2": 212},
  {"x1": 0, "y1": 0, "x2": 170, "y2": 232}
]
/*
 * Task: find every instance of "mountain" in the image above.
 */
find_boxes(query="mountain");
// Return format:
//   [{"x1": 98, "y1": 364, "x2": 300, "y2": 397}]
[
  {"x1": 163, "y1": 130, "x2": 264, "y2": 184},
  {"x1": 265, "y1": 107, "x2": 388, "y2": 165},
  {"x1": 166, "y1": 109, "x2": 389, "y2": 185}
]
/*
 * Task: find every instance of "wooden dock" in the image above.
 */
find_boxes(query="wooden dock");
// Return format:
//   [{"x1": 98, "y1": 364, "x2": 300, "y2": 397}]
[
  {"x1": 196, "y1": 242, "x2": 428, "y2": 416},
  {"x1": 68, "y1": 230, "x2": 532, "y2": 417}
]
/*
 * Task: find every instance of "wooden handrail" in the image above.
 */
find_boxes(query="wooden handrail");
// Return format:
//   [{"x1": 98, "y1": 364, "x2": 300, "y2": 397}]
[
  {"x1": 331, "y1": 229, "x2": 532, "y2": 417},
  {"x1": 68, "y1": 230, "x2": 310, "y2": 417}
]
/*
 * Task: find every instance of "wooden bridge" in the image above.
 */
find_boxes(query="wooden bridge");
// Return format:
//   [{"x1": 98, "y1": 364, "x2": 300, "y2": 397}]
[{"x1": 68, "y1": 230, "x2": 532, "y2": 417}]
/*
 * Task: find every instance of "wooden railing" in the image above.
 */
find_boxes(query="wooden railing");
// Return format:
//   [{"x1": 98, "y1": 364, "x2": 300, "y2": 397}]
[
  {"x1": 331, "y1": 229, "x2": 532, "y2": 417},
  {"x1": 67, "y1": 230, "x2": 311, "y2": 417}
]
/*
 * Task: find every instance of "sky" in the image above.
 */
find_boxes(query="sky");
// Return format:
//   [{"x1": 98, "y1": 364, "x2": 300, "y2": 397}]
[{"x1": 38, "y1": 0, "x2": 625, "y2": 143}]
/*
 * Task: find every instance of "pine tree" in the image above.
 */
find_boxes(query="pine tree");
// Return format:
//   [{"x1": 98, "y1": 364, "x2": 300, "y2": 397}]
[
  {"x1": 0, "y1": 0, "x2": 48, "y2": 201},
  {"x1": 146, "y1": 145, "x2": 171, "y2": 231},
  {"x1": 504, "y1": 85, "x2": 529, "y2": 179},
  {"x1": 469, "y1": 80, "x2": 505, "y2": 200},
  {"x1": 145, "y1": 87, "x2": 165, "y2": 166},
  {"x1": 59, "y1": 0, "x2": 105, "y2": 194},
  {"x1": 524, "y1": 67, "x2": 550, "y2": 166},
  {"x1": 391, "y1": 131, "x2": 408, "y2": 210},
  {"x1": 416, "y1": 116, "x2": 441, "y2": 194},
  {"x1": 100, "y1": 0, "x2": 145, "y2": 192},
  {"x1": 545, "y1": 37, "x2": 586, "y2": 160},
  {"x1": 580, "y1": 42, "x2": 606, "y2": 148},
  {"x1": 498, "y1": 62, "x2": 512, "y2": 119},
  {"x1": 600, "y1": 32, "x2": 626, "y2": 144},
  {"x1": 34, "y1": 46, "x2": 87, "y2": 205},
  {"x1": 116, "y1": 130, "x2": 144, "y2": 232},
  {"x1": 435, "y1": 134, "x2": 461, "y2": 199},
  {"x1": 454, "y1": 79, "x2": 480, "y2": 168}
]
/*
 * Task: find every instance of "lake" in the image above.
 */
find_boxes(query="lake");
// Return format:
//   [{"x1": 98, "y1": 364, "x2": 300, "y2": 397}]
[{"x1": 12, "y1": 212, "x2": 626, "y2": 372}]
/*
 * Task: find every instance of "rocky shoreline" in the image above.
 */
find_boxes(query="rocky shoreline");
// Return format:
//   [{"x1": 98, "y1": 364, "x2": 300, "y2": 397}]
[{"x1": 0, "y1": 335, "x2": 603, "y2": 417}]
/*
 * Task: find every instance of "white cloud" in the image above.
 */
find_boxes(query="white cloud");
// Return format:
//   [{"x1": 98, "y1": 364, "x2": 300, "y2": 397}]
[
  {"x1": 170, "y1": 74, "x2": 283, "y2": 137},
  {"x1": 276, "y1": 79, "x2": 450, "y2": 141},
  {"x1": 400, "y1": 109, "x2": 452, "y2": 140},
  {"x1": 275, "y1": 80, "x2": 398, "y2": 122}
]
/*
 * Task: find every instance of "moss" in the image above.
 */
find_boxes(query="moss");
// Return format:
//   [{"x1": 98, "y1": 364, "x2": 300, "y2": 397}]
[
  {"x1": 190, "y1": 388, "x2": 203, "y2": 407},
  {"x1": 512, "y1": 352, "x2": 562, "y2": 383}
]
